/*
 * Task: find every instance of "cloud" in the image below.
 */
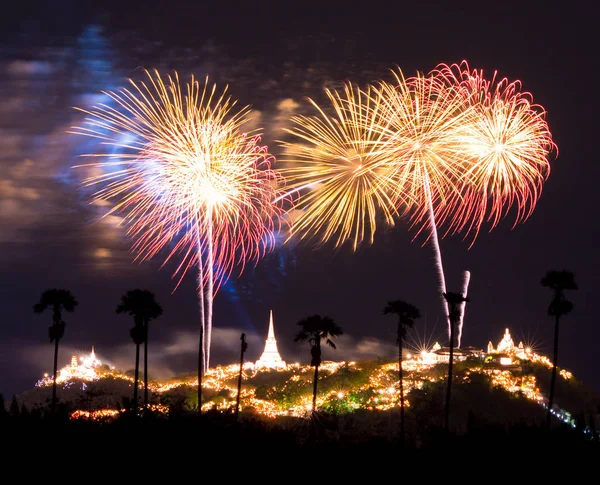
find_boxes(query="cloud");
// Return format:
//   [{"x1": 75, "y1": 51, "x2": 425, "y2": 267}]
[
  {"x1": 241, "y1": 109, "x2": 263, "y2": 133},
  {"x1": 331, "y1": 335, "x2": 397, "y2": 362},
  {"x1": 277, "y1": 98, "x2": 300, "y2": 112},
  {"x1": 269, "y1": 98, "x2": 301, "y2": 135},
  {"x1": 7, "y1": 61, "x2": 54, "y2": 76}
]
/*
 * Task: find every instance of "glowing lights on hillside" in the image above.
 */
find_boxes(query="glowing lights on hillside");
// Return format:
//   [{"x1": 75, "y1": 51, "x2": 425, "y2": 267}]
[
  {"x1": 37, "y1": 328, "x2": 576, "y2": 423},
  {"x1": 35, "y1": 347, "x2": 126, "y2": 387}
]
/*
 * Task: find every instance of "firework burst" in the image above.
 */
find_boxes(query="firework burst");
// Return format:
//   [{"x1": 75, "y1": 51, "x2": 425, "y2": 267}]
[
  {"x1": 371, "y1": 67, "x2": 475, "y2": 335},
  {"x1": 70, "y1": 69, "x2": 285, "y2": 372},
  {"x1": 279, "y1": 82, "x2": 410, "y2": 251},
  {"x1": 434, "y1": 61, "x2": 556, "y2": 244},
  {"x1": 371, "y1": 64, "x2": 555, "y2": 342},
  {"x1": 372, "y1": 67, "x2": 475, "y2": 238}
]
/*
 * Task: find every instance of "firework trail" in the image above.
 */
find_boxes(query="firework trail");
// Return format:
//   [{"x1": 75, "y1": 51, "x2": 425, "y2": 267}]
[
  {"x1": 424, "y1": 173, "x2": 450, "y2": 337},
  {"x1": 372, "y1": 64, "x2": 554, "y2": 343},
  {"x1": 457, "y1": 270, "x2": 470, "y2": 347},
  {"x1": 373, "y1": 68, "x2": 472, "y2": 338},
  {"x1": 278, "y1": 82, "x2": 411, "y2": 250},
  {"x1": 70, "y1": 69, "x2": 285, "y2": 373}
]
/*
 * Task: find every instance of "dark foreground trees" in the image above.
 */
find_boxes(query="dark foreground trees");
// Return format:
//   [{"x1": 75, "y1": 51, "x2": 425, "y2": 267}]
[
  {"x1": 383, "y1": 299, "x2": 421, "y2": 444},
  {"x1": 116, "y1": 289, "x2": 163, "y2": 413},
  {"x1": 294, "y1": 315, "x2": 343, "y2": 413},
  {"x1": 33, "y1": 289, "x2": 78, "y2": 413},
  {"x1": 541, "y1": 269, "x2": 577, "y2": 428},
  {"x1": 442, "y1": 291, "x2": 469, "y2": 431}
]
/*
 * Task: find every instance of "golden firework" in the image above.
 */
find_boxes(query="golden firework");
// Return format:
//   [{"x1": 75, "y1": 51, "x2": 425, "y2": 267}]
[{"x1": 279, "y1": 82, "x2": 410, "y2": 251}]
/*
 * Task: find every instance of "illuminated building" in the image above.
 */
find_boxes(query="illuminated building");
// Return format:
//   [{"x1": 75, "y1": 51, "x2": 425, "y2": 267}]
[
  {"x1": 255, "y1": 310, "x2": 287, "y2": 369},
  {"x1": 36, "y1": 346, "x2": 112, "y2": 387},
  {"x1": 417, "y1": 342, "x2": 483, "y2": 364},
  {"x1": 486, "y1": 328, "x2": 531, "y2": 365}
]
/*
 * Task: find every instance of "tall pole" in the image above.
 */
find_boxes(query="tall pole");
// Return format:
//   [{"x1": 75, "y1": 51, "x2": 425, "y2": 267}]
[
  {"x1": 133, "y1": 342, "x2": 139, "y2": 414},
  {"x1": 398, "y1": 327, "x2": 405, "y2": 445},
  {"x1": 143, "y1": 318, "x2": 149, "y2": 412},
  {"x1": 444, "y1": 313, "x2": 455, "y2": 432},
  {"x1": 546, "y1": 314, "x2": 560, "y2": 428},
  {"x1": 51, "y1": 337, "x2": 59, "y2": 414},
  {"x1": 235, "y1": 333, "x2": 248, "y2": 421}
]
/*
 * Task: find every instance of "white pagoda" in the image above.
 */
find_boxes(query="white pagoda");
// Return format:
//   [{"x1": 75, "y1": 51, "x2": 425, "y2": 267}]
[{"x1": 255, "y1": 310, "x2": 286, "y2": 369}]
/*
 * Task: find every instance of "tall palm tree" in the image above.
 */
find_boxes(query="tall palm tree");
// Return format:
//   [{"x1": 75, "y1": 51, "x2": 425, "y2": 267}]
[
  {"x1": 294, "y1": 315, "x2": 343, "y2": 414},
  {"x1": 383, "y1": 300, "x2": 421, "y2": 444},
  {"x1": 442, "y1": 291, "x2": 469, "y2": 432},
  {"x1": 33, "y1": 289, "x2": 78, "y2": 414},
  {"x1": 541, "y1": 269, "x2": 577, "y2": 428},
  {"x1": 235, "y1": 333, "x2": 248, "y2": 421},
  {"x1": 116, "y1": 289, "x2": 163, "y2": 413}
]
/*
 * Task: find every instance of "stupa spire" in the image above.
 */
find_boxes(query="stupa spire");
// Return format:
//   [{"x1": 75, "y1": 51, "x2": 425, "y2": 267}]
[
  {"x1": 267, "y1": 310, "x2": 275, "y2": 339},
  {"x1": 255, "y1": 310, "x2": 286, "y2": 370}
]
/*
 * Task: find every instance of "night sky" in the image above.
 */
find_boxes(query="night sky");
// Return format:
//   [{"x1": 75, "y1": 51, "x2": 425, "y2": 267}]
[{"x1": 1, "y1": 0, "x2": 598, "y2": 398}]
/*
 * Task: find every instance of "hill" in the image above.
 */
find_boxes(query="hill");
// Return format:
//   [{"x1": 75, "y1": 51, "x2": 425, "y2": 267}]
[{"x1": 14, "y1": 351, "x2": 600, "y2": 440}]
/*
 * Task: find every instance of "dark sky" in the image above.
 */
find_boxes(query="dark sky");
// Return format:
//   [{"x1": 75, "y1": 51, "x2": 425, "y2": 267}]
[{"x1": 1, "y1": 0, "x2": 599, "y2": 398}]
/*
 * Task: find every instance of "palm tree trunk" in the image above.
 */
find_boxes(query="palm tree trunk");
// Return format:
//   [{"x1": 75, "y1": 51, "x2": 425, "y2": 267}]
[
  {"x1": 235, "y1": 342, "x2": 245, "y2": 421},
  {"x1": 547, "y1": 315, "x2": 560, "y2": 428},
  {"x1": 309, "y1": 362, "x2": 320, "y2": 442},
  {"x1": 398, "y1": 335, "x2": 405, "y2": 445},
  {"x1": 133, "y1": 342, "x2": 140, "y2": 413},
  {"x1": 144, "y1": 320, "x2": 149, "y2": 412},
  {"x1": 444, "y1": 320, "x2": 455, "y2": 431},
  {"x1": 312, "y1": 364, "x2": 319, "y2": 413},
  {"x1": 51, "y1": 338, "x2": 59, "y2": 414}
]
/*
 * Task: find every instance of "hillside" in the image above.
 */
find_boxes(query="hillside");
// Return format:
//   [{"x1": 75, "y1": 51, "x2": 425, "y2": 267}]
[{"x1": 16, "y1": 351, "x2": 600, "y2": 437}]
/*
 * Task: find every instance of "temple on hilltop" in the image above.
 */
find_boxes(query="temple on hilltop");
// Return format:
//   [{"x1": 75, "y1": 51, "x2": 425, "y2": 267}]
[
  {"x1": 487, "y1": 328, "x2": 531, "y2": 364},
  {"x1": 36, "y1": 346, "x2": 105, "y2": 387},
  {"x1": 255, "y1": 310, "x2": 287, "y2": 370},
  {"x1": 417, "y1": 342, "x2": 483, "y2": 364}
]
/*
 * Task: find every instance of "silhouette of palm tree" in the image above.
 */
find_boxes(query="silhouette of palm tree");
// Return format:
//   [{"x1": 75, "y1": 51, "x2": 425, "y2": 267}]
[
  {"x1": 235, "y1": 333, "x2": 248, "y2": 421},
  {"x1": 442, "y1": 291, "x2": 469, "y2": 431},
  {"x1": 33, "y1": 289, "x2": 78, "y2": 414},
  {"x1": 383, "y1": 300, "x2": 421, "y2": 445},
  {"x1": 541, "y1": 269, "x2": 577, "y2": 428},
  {"x1": 116, "y1": 289, "x2": 162, "y2": 413},
  {"x1": 294, "y1": 315, "x2": 343, "y2": 414}
]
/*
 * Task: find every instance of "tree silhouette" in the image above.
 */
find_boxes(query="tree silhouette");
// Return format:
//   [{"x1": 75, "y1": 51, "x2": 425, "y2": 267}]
[
  {"x1": 235, "y1": 333, "x2": 248, "y2": 421},
  {"x1": 442, "y1": 291, "x2": 469, "y2": 432},
  {"x1": 116, "y1": 289, "x2": 163, "y2": 413},
  {"x1": 294, "y1": 315, "x2": 343, "y2": 414},
  {"x1": 33, "y1": 289, "x2": 78, "y2": 413},
  {"x1": 541, "y1": 269, "x2": 577, "y2": 428},
  {"x1": 383, "y1": 299, "x2": 421, "y2": 445},
  {"x1": 9, "y1": 395, "x2": 19, "y2": 418}
]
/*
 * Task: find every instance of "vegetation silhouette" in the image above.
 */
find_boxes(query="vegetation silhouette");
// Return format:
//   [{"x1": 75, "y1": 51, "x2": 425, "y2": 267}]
[
  {"x1": 2, "y1": 378, "x2": 598, "y2": 458},
  {"x1": 116, "y1": 289, "x2": 163, "y2": 413},
  {"x1": 294, "y1": 315, "x2": 344, "y2": 414},
  {"x1": 383, "y1": 299, "x2": 421, "y2": 445},
  {"x1": 442, "y1": 291, "x2": 469, "y2": 431},
  {"x1": 33, "y1": 288, "x2": 78, "y2": 413},
  {"x1": 235, "y1": 333, "x2": 248, "y2": 421},
  {"x1": 541, "y1": 269, "x2": 577, "y2": 428}
]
